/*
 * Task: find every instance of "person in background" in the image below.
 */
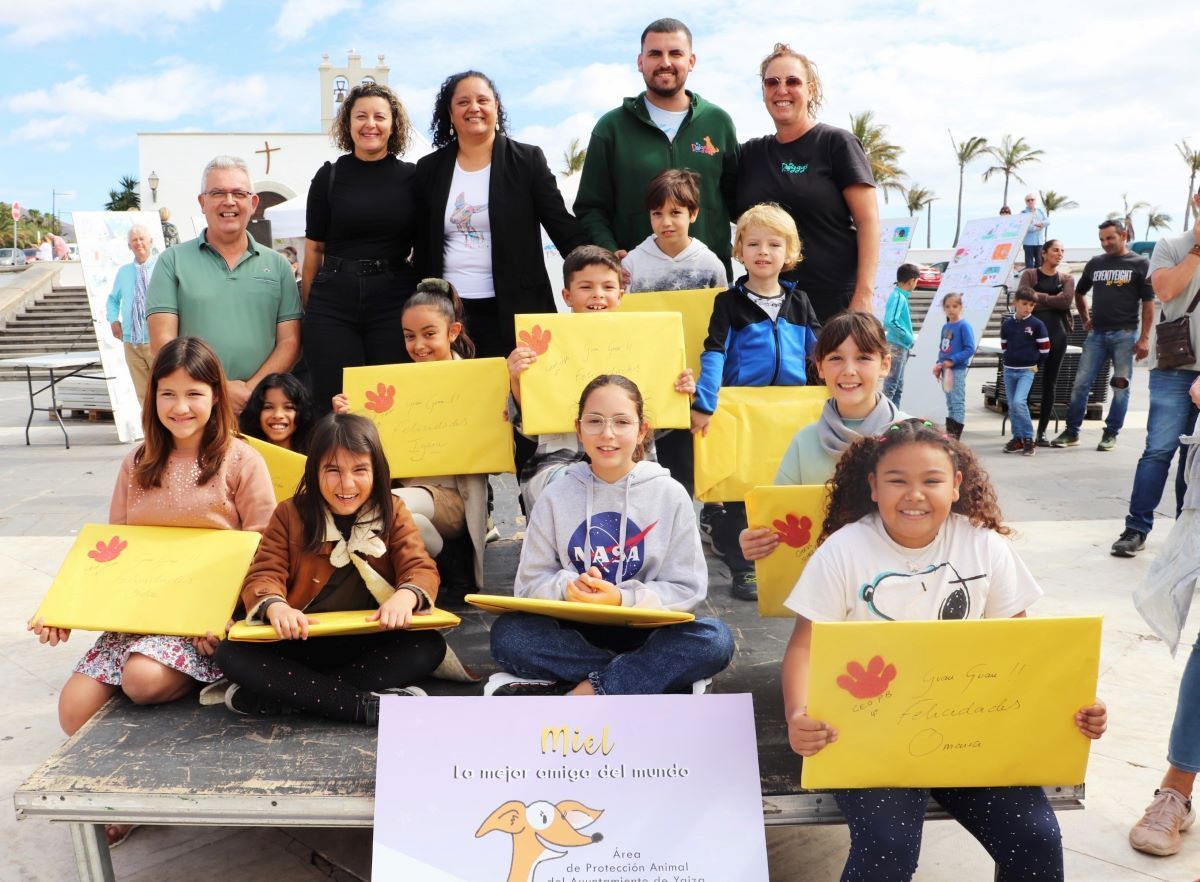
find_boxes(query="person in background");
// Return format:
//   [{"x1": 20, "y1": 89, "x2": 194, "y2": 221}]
[
  {"x1": 1020, "y1": 194, "x2": 1047, "y2": 269},
  {"x1": 105, "y1": 224, "x2": 158, "y2": 407},
  {"x1": 159, "y1": 207, "x2": 179, "y2": 248},
  {"x1": 932, "y1": 292, "x2": 976, "y2": 439},
  {"x1": 1000, "y1": 287, "x2": 1050, "y2": 456},
  {"x1": 882, "y1": 263, "x2": 918, "y2": 407},
  {"x1": 1017, "y1": 240, "x2": 1075, "y2": 447}
]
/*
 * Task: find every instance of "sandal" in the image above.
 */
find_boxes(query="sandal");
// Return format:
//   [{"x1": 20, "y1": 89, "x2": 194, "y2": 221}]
[{"x1": 105, "y1": 823, "x2": 139, "y2": 848}]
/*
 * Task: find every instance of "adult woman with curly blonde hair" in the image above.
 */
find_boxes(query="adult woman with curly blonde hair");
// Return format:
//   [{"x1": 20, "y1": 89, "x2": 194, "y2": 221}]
[
  {"x1": 302, "y1": 82, "x2": 420, "y2": 414},
  {"x1": 735, "y1": 44, "x2": 880, "y2": 323}
]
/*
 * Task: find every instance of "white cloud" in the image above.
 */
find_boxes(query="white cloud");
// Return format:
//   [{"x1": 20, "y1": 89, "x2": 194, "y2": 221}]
[
  {"x1": 525, "y1": 64, "x2": 641, "y2": 115},
  {"x1": 272, "y1": 0, "x2": 361, "y2": 42},
  {"x1": 2, "y1": 0, "x2": 224, "y2": 45}
]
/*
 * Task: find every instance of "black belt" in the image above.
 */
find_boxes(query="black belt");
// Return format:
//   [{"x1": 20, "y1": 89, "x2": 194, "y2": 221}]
[{"x1": 323, "y1": 256, "x2": 391, "y2": 276}]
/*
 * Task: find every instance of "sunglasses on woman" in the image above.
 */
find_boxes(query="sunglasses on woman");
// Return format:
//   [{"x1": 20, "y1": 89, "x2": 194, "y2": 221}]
[{"x1": 763, "y1": 76, "x2": 804, "y2": 89}]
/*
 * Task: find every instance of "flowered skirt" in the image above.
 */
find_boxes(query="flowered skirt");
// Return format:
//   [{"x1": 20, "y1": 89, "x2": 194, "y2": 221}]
[{"x1": 74, "y1": 632, "x2": 223, "y2": 686}]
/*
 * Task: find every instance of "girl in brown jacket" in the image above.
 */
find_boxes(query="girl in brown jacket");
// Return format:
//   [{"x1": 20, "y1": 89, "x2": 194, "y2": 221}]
[{"x1": 214, "y1": 413, "x2": 444, "y2": 725}]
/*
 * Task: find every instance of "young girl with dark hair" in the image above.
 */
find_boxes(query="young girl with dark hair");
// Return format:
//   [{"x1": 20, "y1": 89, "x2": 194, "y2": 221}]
[
  {"x1": 487, "y1": 375, "x2": 733, "y2": 696},
  {"x1": 780, "y1": 418, "x2": 1107, "y2": 882},
  {"x1": 214, "y1": 413, "x2": 444, "y2": 724},
  {"x1": 238, "y1": 372, "x2": 315, "y2": 453}
]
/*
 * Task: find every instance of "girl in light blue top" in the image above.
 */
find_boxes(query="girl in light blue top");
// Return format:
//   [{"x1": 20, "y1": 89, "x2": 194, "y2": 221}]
[{"x1": 740, "y1": 310, "x2": 905, "y2": 561}]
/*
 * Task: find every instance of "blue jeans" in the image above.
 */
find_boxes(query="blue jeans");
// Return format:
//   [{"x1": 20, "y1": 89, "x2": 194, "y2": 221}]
[
  {"x1": 1064, "y1": 329, "x2": 1136, "y2": 437},
  {"x1": 490, "y1": 613, "x2": 734, "y2": 695},
  {"x1": 1169, "y1": 631, "x2": 1200, "y2": 772},
  {"x1": 833, "y1": 786, "x2": 1063, "y2": 881},
  {"x1": 1125, "y1": 368, "x2": 1200, "y2": 535},
  {"x1": 883, "y1": 344, "x2": 909, "y2": 407},
  {"x1": 1003, "y1": 367, "x2": 1036, "y2": 439},
  {"x1": 1023, "y1": 244, "x2": 1041, "y2": 269},
  {"x1": 943, "y1": 366, "x2": 967, "y2": 423}
]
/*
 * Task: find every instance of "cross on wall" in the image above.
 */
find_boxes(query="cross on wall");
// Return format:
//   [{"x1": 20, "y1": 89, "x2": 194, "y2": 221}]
[{"x1": 255, "y1": 141, "x2": 280, "y2": 174}]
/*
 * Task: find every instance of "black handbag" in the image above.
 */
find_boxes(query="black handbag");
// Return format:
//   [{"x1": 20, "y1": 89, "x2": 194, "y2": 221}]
[{"x1": 1156, "y1": 288, "x2": 1200, "y2": 370}]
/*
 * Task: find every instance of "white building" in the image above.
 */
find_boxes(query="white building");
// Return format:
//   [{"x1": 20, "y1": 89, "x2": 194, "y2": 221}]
[{"x1": 136, "y1": 51, "x2": 432, "y2": 242}]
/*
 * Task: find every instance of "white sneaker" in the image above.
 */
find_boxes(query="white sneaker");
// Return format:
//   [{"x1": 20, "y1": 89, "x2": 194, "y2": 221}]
[
  {"x1": 1129, "y1": 787, "x2": 1196, "y2": 855},
  {"x1": 484, "y1": 672, "x2": 558, "y2": 696}
]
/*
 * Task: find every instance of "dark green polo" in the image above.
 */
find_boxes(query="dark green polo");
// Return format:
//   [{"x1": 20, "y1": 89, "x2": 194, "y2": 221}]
[{"x1": 147, "y1": 231, "x2": 303, "y2": 381}]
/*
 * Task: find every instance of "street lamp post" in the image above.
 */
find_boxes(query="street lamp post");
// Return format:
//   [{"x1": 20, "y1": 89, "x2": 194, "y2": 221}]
[
  {"x1": 51, "y1": 190, "x2": 74, "y2": 235},
  {"x1": 148, "y1": 171, "x2": 159, "y2": 205}
]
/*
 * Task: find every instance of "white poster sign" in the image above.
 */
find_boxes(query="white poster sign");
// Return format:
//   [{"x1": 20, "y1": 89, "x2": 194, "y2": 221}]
[
  {"x1": 71, "y1": 211, "x2": 166, "y2": 442},
  {"x1": 900, "y1": 214, "x2": 1032, "y2": 421},
  {"x1": 871, "y1": 218, "x2": 917, "y2": 318}
]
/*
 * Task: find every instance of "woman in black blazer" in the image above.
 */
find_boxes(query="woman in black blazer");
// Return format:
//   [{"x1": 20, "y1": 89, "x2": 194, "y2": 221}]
[{"x1": 414, "y1": 71, "x2": 587, "y2": 358}]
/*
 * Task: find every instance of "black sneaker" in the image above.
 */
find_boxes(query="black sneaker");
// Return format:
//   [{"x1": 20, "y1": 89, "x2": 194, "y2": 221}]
[
  {"x1": 224, "y1": 683, "x2": 286, "y2": 717},
  {"x1": 492, "y1": 680, "x2": 575, "y2": 697},
  {"x1": 1035, "y1": 435, "x2": 1051, "y2": 448},
  {"x1": 698, "y1": 504, "x2": 725, "y2": 551},
  {"x1": 1002, "y1": 438, "x2": 1024, "y2": 454},
  {"x1": 732, "y1": 570, "x2": 758, "y2": 601},
  {"x1": 1097, "y1": 431, "x2": 1117, "y2": 452},
  {"x1": 1022, "y1": 439, "x2": 1036, "y2": 456},
  {"x1": 1112, "y1": 528, "x2": 1147, "y2": 557}
]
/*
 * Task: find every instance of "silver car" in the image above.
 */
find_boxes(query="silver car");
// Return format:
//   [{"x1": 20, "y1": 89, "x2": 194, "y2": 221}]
[{"x1": 0, "y1": 248, "x2": 27, "y2": 266}]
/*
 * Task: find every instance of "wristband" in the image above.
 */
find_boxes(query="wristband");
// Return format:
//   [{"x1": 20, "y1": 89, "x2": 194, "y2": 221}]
[{"x1": 1190, "y1": 244, "x2": 1200, "y2": 258}]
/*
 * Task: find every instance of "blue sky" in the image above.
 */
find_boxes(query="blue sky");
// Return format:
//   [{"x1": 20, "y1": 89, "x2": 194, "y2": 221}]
[{"x1": 2, "y1": 0, "x2": 1196, "y2": 248}]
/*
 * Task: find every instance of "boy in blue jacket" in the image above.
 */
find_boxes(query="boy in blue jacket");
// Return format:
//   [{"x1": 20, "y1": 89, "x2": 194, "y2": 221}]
[
  {"x1": 691, "y1": 203, "x2": 819, "y2": 601},
  {"x1": 882, "y1": 263, "x2": 919, "y2": 406},
  {"x1": 1000, "y1": 287, "x2": 1050, "y2": 456}
]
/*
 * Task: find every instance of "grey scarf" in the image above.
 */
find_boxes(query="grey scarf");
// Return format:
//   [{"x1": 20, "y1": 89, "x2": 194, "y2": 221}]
[{"x1": 816, "y1": 394, "x2": 905, "y2": 457}]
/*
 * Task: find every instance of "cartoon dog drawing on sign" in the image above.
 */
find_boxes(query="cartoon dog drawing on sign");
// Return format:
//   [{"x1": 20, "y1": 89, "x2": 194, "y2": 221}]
[{"x1": 476, "y1": 799, "x2": 603, "y2": 882}]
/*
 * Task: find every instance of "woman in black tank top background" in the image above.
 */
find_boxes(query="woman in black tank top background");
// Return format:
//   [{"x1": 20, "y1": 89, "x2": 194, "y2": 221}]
[{"x1": 1017, "y1": 239, "x2": 1076, "y2": 446}]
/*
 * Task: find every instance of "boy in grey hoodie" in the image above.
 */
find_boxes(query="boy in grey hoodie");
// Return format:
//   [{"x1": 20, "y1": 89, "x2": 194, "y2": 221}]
[{"x1": 621, "y1": 169, "x2": 728, "y2": 294}]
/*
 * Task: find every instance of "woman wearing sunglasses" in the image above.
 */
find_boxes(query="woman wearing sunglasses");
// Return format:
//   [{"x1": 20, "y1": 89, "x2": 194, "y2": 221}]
[{"x1": 735, "y1": 44, "x2": 880, "y2": 323}]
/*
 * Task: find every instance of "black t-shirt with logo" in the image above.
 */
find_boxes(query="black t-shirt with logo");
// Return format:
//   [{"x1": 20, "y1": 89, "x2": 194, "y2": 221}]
[
  {"x1": 735, "y1": 124, "x2": 876, "y2": 318},
  {"x1": 1076, "y1": 251, "x2": 1153, "y2": 331}
]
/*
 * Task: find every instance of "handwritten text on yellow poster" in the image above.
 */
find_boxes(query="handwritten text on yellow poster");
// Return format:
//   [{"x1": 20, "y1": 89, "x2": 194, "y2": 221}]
[
  {"x1": 32, "y1": 523, "x2": 262, "y2": 637},
  {"x1": 513, "y1": 313, "x2": 690, "y2": 434},
  {"x1": 241, "y1": 434, "x2": 305, "y2": 501},
  {"x1": 802, "y1": 617, "x2": 1102, "y2": 789},
  {"x1": 744, "y1": 485, "x2": 828, "y2": 617},
  {"x1": 345, "y1": 358, "x2": 515, "y2": 478},
  {"x1": 693, "y1": 387, "x2": 828, "y2": 503}
]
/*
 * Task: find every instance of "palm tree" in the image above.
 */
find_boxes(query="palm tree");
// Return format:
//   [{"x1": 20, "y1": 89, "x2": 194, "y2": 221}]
[
  {"x1": 104, "y1": 175, "x2": 140, "y2": 211},
  {"x1": 1177, "y1": 141, "x2": 1200, "y2": 231},
  {"x1": 903, "y1": 184, "x2": 937, "y2": 247},
  {"x1": 1117, "y1": 193, "x2": 1150, "y2": 241},
  {"x1": 849, "y1": 111, "x2": 905, "y2": 203},
  {"x1": 562, "y1": 138, "x2": 587, "y2": 177},
  {"x1": 1144, "y1": 208, "x2": 1173, "y2": 239},
  {"x1": 948, "y1": 131, "x2": 988, "y2": 247},
  {"x1": 982, "y1": 135, "x2": 1044, "y2": 207},
  {"x1": 1038, "y1": 190, "x2": 1078, "y2": 218}
]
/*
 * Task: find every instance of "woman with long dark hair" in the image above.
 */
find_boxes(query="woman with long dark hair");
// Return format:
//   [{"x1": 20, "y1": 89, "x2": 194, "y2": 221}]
[{"x1": 1018, "y1": 239, "x2": 1075, "y2": 446}]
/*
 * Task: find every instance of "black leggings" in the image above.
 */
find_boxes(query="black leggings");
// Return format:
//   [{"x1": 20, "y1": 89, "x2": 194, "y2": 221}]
[
  {"x1": 1036, "y1": 316, "x2": 1068, "y2": 438},
  {"x1": 214, "y1": 630, "x2": 445, "y2": 723}
]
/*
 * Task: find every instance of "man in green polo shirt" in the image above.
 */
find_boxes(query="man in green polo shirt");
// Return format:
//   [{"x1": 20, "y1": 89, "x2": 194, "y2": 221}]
[{"x1": 148, "y1": 155, "x2": 302, "y2": 413}]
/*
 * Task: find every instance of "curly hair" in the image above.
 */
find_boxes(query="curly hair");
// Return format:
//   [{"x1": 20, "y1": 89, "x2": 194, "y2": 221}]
[
  {"x1": 758, "y1": 43, "x2": 823, "y2": 118},
  {"x1": 429, "y1": 71, "x2": 509, "y2": 149},
  {"x1": 331, "y1": 83, "x2": 411, "y2": 156},
  {"x1": 820, "y1": 418, "x2": 1009, "y2": 544}
]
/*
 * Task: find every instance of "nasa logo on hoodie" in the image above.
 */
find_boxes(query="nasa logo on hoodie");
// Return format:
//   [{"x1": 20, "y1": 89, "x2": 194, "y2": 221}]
[{"x1": 568, "y1": 512, "x2": 658, "y2": 582}]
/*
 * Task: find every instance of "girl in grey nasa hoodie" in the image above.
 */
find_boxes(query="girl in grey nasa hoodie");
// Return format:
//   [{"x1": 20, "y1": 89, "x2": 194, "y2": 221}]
[{"x1": 490, "y1": 459, "x2": 734, "y2": 694}]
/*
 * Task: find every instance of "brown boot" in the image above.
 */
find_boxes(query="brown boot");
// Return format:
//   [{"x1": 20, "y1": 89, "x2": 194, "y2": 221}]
[{"x1": 945, "y1": 418, "x2": 963, "y2": 439}]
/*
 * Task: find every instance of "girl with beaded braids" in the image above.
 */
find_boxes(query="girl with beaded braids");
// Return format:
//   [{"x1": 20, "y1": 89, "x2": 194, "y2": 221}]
[{"x1": 779, "y1": 418, "x2": 1107, "y2": 882}]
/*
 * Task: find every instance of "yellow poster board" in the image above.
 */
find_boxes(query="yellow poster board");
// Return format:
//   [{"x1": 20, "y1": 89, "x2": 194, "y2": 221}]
[
  {"x1": 744, "y1": 485, "x2": 829, "y2": 618},
  {"x1": 622, "y1": 288, "x2": 721, "y2": 381},
  {"x1": 344, "y1": 358, "x2": 515, "y2": 478},
  {"x1": 465, "y1": 594, "x2": 694, "y2": 629},
  {"x1": 802, "y1": 617, "x2": 1102, "y2": 789},
  {"x1": 228, "y1": 607, "x2": 461, "y2": 641},
  {"x1": 241, "y1": 434, "x2": 306, "y2": 502},
  {"x1": 513, "y1": 312, "x2": 690, "y2": 434},
  {"x1": 32, "y1": 524, "x2": 262, "y2": 638},
  {"x1": 693, "y1": 386, "x2": 829, "y2": 502}
]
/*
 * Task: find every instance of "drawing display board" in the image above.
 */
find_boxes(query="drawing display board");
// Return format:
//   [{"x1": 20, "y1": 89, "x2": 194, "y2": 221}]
[
  {"x1": 900, "y1": 214, "x2": 1031, "y2": 422},
  {"x1": 621, "y1": 287, "x2": 722, "y2": 380},
  {"x1": 241, "y1": 434, "x2": 305, "y2": 501},
  {"x1": 513, "y1": 312, "x2": 690, "y2": 434},
  {"x1": 693, "y1": 386, "x2": 828, "y2": 503},
  {"x1": 32, "y1": 523, "x2": 262, "y2": 637},
  {"x1": 870, "y1": 218, "x2": 918, "y2": 317},
  {"x1": 801, "y1": 617, "x2": 1101, "y2": 789},
  {"x1": 72, "y1": 210, "x2": 167, "y2": 442},
  {"x1": 343, "y1": 358, "x2": 515, "y2": 478},
  {"x1": 372, "y1": 694, "x2": 768, "y2": 880},
  {"x1": 744, "y1": 485, "x2": 829, "y2": 617}
]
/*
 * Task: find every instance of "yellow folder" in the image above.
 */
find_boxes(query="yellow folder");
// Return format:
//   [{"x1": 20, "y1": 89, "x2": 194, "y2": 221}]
[
  {"x1": 344, "y1": 358, "x2": 516, "y2": 478},
  {"x1": 228, "y1": 607, "x2": 461, "y2": 641},
  {"x1": 622, "y1": 288, "x2": 722, "y2": 381},
  {"x1": 802, "y1": 617, "x2": 1102, "y2": 789},
  {"x1": 465, "y1": 594, "x2": 694, "y2": 629},
  {"x1": 513, "y1": 312, "x2": 690, "y2": 434},
  {"x1": 241, "y1": 434, "x2": 306, "y2": 502},
  {"x1": 693, "y1": 386, "x2": 828, "y2": 502},
  {"x1": 743, "y1": 485, "x2": 829, "y2": 618},
  {"x1": 32, "y1": 524, "x2": 262, "y2": 638}
]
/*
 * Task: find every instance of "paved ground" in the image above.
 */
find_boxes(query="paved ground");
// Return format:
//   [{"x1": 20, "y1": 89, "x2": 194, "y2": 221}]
[{"x1": 2, "y1": 365, "x2": 1199, "y2": 881}]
